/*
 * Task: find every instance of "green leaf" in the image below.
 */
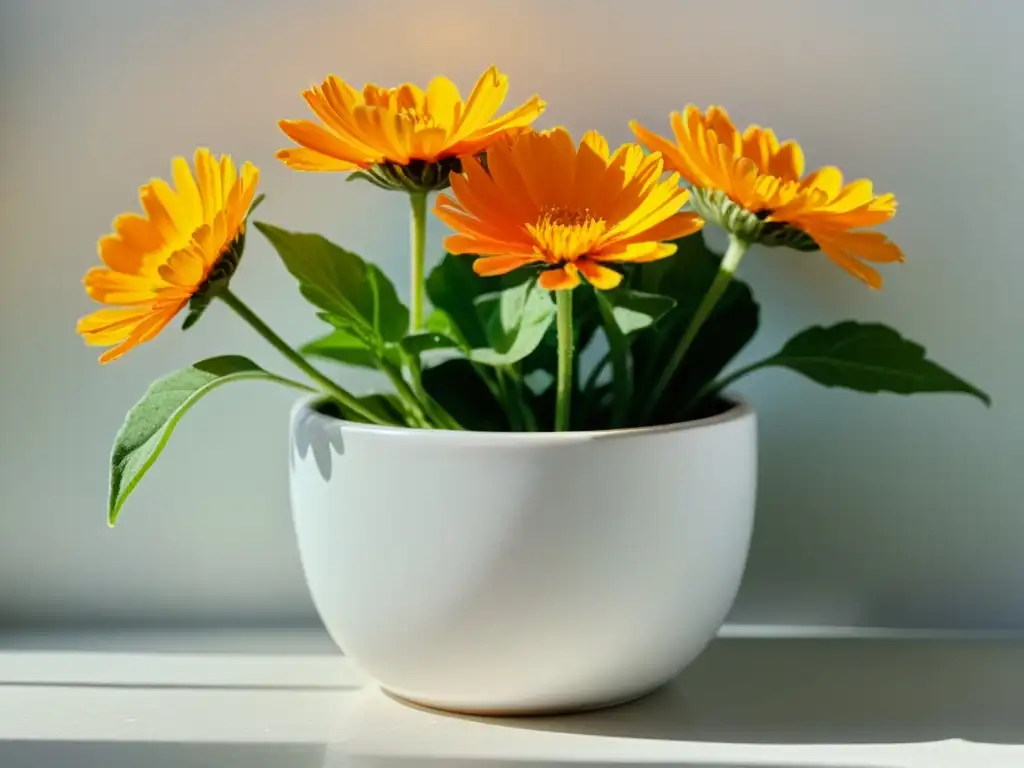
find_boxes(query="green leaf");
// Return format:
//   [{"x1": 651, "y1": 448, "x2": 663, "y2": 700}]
[
  {"x1": 356, "y1": 393, "x2": 407, "y2": 425},
  {"x1": 518, "y1": 286, "x2": 601, "y2": 380},
  {"x1": 598, "y1": 287, "x2": 676, "y2": 336},
  {"x1": 425, "y1": 309, "x2": 471, "y2": 350},
  {"x1": 316, "y1": 392, "x2": 407, "y2": 426},
  {"x1": 590, "y1": 286, "x2": 675, "y2": 428},
  {"x1": 756, "y1": 322, "x2": 990, "y2": 404},
  {"x1": 595, "y1": 293, "x2": 628, "y2": 428},
  {"x1": 631, "y1": 232, "x2": 760, "y2": 422},
  {"x1": 471, "y1": 282, "x2": 556, "y2": 366},
  {"x1": 301, "y1": 327, "x2": 399, "y2": 369},
  {"x1": 108, "y1": 357, "x2": 310, "y2": 526},
  {"x1": 400, "y1": 331, "x2": 460, "y2": 356},
  {"x1": 254, "y1": 222, "x2": 409, "y2": 342},
  {"x1": 478, "y1": 279, "x2": 532, "y2": 351},
  {"x1": 425, "y1": 254, "x2": 495, "y2": 349},
  {"x1": 421, "y1": 359, "x2": 509, "y2": 431}
]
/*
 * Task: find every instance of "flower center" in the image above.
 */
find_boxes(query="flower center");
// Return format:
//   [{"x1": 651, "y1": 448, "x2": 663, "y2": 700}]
[{"x1": 527, "y1": 206, "x2": 607, "y2": 263}]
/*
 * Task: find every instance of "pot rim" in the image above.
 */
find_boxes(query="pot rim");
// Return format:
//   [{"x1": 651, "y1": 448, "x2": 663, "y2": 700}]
[{"x1": 293, "y1": 393, "x2": 753, "y2": 444}]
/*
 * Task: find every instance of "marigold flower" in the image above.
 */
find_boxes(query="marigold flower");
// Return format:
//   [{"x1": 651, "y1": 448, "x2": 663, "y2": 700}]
[
  {"x1": 435, "y1": 128, "x2": 704, "y2": 290},
  {"x1": 77, "y1": 149, "x2": 259, "y2": 362},
  {"x1": 276, "y1": 66, "x2": 545, "y2": 192},
  {"x1": 631, "y1": 106, "x2": 903, "y2": 288}
]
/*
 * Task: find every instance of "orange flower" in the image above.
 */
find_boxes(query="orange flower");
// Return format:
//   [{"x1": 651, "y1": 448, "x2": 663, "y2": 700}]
[
  {"x1": 631, "y1": 106, "x2": 903, "y2": 288},
  {"x1": 435, "y1": 128, "x2": 704, "y2": 291},
  {"x1": 78, "y1": 149, "x2": 259, "y2": 363},
  {"x1": 276, "y1": 66, "x2": 545, "y2": 188}
]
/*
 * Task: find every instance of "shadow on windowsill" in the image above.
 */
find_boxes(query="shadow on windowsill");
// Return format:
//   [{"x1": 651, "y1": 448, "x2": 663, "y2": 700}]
[{"x1": 394, "y1": 637, "x2": 1024, "y2": 746}]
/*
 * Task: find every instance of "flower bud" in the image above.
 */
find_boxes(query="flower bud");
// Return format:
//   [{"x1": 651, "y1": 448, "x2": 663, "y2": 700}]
[
  {"x1": 349, "y1": 158, "x2": 463, "y2": 193},
  {"x1": 689, "y1": 187, "x2": 819, "y2": 252}
]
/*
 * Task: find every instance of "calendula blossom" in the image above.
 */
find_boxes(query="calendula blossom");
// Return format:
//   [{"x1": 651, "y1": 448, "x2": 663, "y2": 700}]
[
  {"x1": 631, "y1": 106, "x2": 903, "y2": 288},
  {"x1": 276, "y1": 66, "x2": 546, "y2": 192},
  {"x1": 78, "y1": 149, "x2": 259, "y2": 362},
  {"x1": 435, "y1": 128, "x2": 704, "y2": 291}
]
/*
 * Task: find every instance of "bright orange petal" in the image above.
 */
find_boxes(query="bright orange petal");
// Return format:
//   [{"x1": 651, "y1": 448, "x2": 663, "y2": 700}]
[
  {"x1": 572, "y1": 138, "x2": 611, "y2": 211},
  {"x1": 800, "y1": 166, "x2": 844, "y2": 198},
  {"x1": 486, "y1": 140, "x2": 542, "y2": 213},
  {"x1": 705, "y1": 106, "x2": 741, "y2": 156},
  {"x1": 275, "y1": 147, "x2": 362, "y2": 172},
  {"x1": 78, "y1": 306, "x2": 156, "y2": 343},
  {"x1": 96, "y1": 304, "x2": 182, "y2": 364},
  {"x1": 809, "y1": 227, "x2": 904, "y2": 264},
  {"x1": 576, "y1": 259, "x2": 622, "y2": 290},
  {"x1": 820, "y1": 246, "x2": 884, "y2": 289},
  {"x1": 435, "y1": 195, "x2": 527, "y2": 244},
  {"x1": 81, "y1": 148, "x2": 259, "y2": 363},
  {"x1": 443, "y1": 234, "x2": 537, "y2": 257},
  {"x1": 769, "y1": 140, "x2": 804, "y2": 182},
  {"x1": 472, "y1": 254, "x2": 539, "y2": 276},
  {"x1": 537, "y1": 264, "x2": 580, "y2": 291},
  {"x1": 630, "y1": 120, "x2": 694, "y2": 184},
  {"x1": 83, "y1": 268, "x2": 170, "y2": 305},
  {"x1": 425, "y1": 76, "x2": 462, "y2": 131},
  {"x1": 599, "y1": 211, "x2": 703, "y2": 251},
  {"x1": 453, "y1": 66, "x2": 507, "y2": 138},
  {"x1": 278, "y1": 119, "x2": 374, "y2": 166},
  {"x1": 581, "y1": 130, "x2": 609, "y2": 160},
  {"x1": 596, "y1": 242, "x2": 678, "y2": 263},
  {"x1": 157, "y1": 243, "x2": 208, "y2": 287}
]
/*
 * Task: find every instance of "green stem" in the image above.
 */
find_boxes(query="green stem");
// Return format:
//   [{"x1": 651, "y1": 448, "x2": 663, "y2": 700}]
[
  {"x1": 218, "y1": 289, "x2": 382, "y2": 424},
  {"x1": 642, "y1": 234, "x2": 750, "y2": 423},
  {"x1": 405, "y1": 353, "x2": 463, "y2": 430},
  {"x1": 474, "y1": 362, "x2": 504, "y2": 402},
  {"x1": 684, "y1": 358, "x2": 770, "y2": 415},
  {"x1": 502, "y1": 365, "x2": 539, "y2": 432},
  {"x1": 496, "y1": 368, "x2": 524, "y2": 431},
  {"x1": 555, "y1": 290, "x2": 574, "y2": 431},
  {"x1": 594, "y1": 294, "x2": 631, "y2": 429},
  {"x1": 609, "y1": 344, "x2": 631, "y2": 429},
  {"x1": 379, "y1": 360, "x2": 430, "y2": 428},
  {"x1": 409, "y1": 191, "x2": 428, "y2": 332},
  {"x1": 514, "y1": 373, "x2": 539, "y2": 432},
  {"x1": 470, "y1": 361, "x2": 522, "y2": 429}
]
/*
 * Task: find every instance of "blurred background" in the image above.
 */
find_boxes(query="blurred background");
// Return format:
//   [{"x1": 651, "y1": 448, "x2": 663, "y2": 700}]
[{"x1": 0, "y1": 0, "x2": 1018, "y2": 631}]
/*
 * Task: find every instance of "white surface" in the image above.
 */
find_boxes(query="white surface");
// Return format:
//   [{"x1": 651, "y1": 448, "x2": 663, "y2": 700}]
[
  {"x1": 291, "y1": 398, "x2": 756, "y2": 713},
  {"x1": 0, "y1": 0, "x2": 1017, "y2": 632},
  {"x1": 1, "y1": 630, "x2": 1023, "y2": 767}
]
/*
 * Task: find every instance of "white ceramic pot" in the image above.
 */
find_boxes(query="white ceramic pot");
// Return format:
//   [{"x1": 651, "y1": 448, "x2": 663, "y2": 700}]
[{"x1": 290, "y1": 396, "x2": 757, "y2": 715}]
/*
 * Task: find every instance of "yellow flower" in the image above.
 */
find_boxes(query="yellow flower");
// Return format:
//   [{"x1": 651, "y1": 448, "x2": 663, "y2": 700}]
[
  {"x1": 435, "y1": 128, "x2": 704, "y2": 291},
  {"x1": 77, "y1": 149, "x2": 260, "y2": 363},
  {"x1": 631, "y1": 106, "x2": 903, "y2": 288},
  {"x1": 276, "y1": 66, "x2": 546, "y2": 191}
]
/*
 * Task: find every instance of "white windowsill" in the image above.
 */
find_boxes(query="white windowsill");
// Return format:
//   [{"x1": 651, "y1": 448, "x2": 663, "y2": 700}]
[{"x1": 0, "y1": 626, "x2": 1021, "y2": 767}]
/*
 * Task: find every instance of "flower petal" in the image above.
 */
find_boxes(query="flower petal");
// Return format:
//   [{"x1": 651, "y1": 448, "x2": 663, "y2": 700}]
[
  {"x1": 278, "y1": 120, "x2": 375, "y2": 166},
  {"x1": 596, "y1": 242, "x2": 678, "y2": 263},
  {"x1": 83, "y1": 267, "x2": 170, "y2": 305},
  {"x1": 576, "y1": 259, "x2": 622, "y2": 290},
  {"x1": 599, "y1": 211, "x2": 703, "y2": 252},
  {"x1": 97, "y1": 303, "x2": 182, "y2": 364},
  {"x1": 537, "y1": 264, "x2": 580, "y2": 291},
  {"x1": 472, "y1": 254, "x2": 539, "y2": 276},
  {"x1": 443, "y1": 234, "x2": 537, "y2": 257},
  {"x1": 275, "y1": 147, "x2": 362, "y2": 172},
  {"x1": 453, "y1": 66, "x2": 508, "y2": 138},
  {"x1": 425, "y1": 75, "x2": 462, "y2": 132},
  {"x1": 630, "y1": 119, "x2": 695, "y2": 184}
]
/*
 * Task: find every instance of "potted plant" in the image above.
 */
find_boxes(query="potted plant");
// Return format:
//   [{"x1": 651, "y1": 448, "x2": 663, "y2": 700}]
[{"x1": 79, "y1": 67, "x2": 987, "y2": 715}]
